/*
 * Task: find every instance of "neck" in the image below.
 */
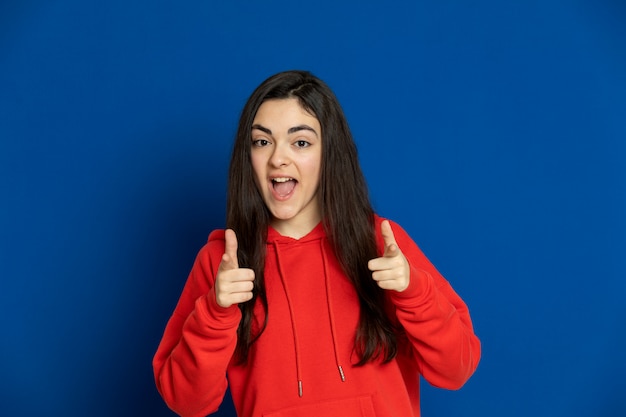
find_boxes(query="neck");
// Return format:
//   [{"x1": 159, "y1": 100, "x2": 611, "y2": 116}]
[{"x1": 270, "y1": 217, "x2": 321, "y2": 239}]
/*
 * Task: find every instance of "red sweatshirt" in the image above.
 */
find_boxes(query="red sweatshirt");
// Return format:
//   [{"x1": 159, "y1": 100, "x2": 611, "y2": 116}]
[{"x1": 153, "y1": 216, "x2": 480, "y2": 417}]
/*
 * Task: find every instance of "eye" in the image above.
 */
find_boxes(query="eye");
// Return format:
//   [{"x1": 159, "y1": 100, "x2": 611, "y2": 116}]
[
  {"x1": 252, "y1": 139, "x2": 270, "y2": 147},
  {"x1": 294, "y1": 140, "x2": 310, "y2": 148}
]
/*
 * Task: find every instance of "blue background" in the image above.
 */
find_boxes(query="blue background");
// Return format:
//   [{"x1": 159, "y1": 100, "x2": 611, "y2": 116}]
[{"x1": 1, "y1": 1, "x2": 625, "y2": 416}]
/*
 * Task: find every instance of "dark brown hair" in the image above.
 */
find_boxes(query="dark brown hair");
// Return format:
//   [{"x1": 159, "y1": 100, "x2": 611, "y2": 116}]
[{"x1": 226, "y1": 70, "x2": 396, "y2": 365}]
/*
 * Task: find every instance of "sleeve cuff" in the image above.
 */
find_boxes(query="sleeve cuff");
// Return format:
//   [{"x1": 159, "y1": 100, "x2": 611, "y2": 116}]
[
  {"x1": 389, "y1": 265, "x2": 434, "y2": 307},
  {"x1": 195, "y1": 289, "x2": 242, "y2": 331}
]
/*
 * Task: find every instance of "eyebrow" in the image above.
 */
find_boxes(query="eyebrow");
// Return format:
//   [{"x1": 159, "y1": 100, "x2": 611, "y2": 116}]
[
  {"x1": 251, "y1": 124, "x2": 318, "y2": 137},
  {"x1": 251, "y1": 124, "x2": 272, "y2": 135}
]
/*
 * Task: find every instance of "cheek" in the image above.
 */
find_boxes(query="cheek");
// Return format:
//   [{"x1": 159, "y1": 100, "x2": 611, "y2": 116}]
[
  {"x1": 249, "y1": 164, "x2": 266, "y2": 195},
  {"x1": 250, "y1": 155, "x2": 265, "y2": 181},
  {"x1": 303, "y1": 156, "x2": 322, "y2": 184},
  {"x1": 310, "y1": 153, "x2": 323, "y2": 175}
]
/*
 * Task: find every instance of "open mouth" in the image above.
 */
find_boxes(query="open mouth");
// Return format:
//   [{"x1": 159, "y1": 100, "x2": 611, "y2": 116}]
[{"x1": 272, "y1": 177, "x2": 297, "y2": 198}]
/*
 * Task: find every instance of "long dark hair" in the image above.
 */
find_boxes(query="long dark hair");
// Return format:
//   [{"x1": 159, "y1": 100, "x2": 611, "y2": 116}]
[{"x1": 226, "y1": 70, "x2": 396, "y2": 366}]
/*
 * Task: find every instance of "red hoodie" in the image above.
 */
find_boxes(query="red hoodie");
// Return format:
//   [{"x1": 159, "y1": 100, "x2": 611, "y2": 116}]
[{"x1": 153, "y1": 216, "x2": 480, "y2": 417}]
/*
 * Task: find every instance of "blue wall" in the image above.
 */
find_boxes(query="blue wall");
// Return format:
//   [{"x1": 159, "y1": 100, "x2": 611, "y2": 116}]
[{"x1": 1, "y1": 1, "x2": 624, "y2": 416}]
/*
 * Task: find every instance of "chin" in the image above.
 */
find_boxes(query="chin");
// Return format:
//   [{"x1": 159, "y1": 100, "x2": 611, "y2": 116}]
[{"x1": 270, "y1": 211, "x2": 298, "y2": 221}]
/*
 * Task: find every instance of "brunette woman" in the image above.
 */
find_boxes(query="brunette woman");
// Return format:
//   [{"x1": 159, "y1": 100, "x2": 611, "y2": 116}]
[{"x1": 153, "y1": 70, "x2": 480, "y2": 417}]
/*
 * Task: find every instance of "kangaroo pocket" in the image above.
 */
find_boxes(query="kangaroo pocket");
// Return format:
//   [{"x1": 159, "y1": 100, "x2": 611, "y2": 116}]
[{"x1": 263, "y1": 395, "x2": 376, "y2": 417}]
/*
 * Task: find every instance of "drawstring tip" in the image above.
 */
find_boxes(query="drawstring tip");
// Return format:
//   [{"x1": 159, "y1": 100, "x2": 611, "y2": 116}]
[
  {"x1": 298, "y1": 380, "x2": 303, "y2": 397},
  {"x1": 338, "y1": 365, "x2": 346, "y2": 382}
]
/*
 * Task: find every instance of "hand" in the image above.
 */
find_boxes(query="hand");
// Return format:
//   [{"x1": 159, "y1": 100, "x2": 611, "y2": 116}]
[
  {"x1": 368, "y1": 220, "x2": 410, "y2": 292},
  {"x1": 215, "y1": 229, "x2": 255, "y2": 308}
]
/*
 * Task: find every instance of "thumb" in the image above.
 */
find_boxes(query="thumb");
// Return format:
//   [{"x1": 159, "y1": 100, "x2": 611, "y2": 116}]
[
  {"x1": 381, "y1": 220, "x2": 399, "y2": 257},
  {"x1": 220, "y1": 229, "x2": 240, "y2": 270}
]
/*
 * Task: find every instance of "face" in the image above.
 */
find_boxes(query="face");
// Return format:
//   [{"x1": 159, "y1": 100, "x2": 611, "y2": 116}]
[{"x1": 251, "y1": 98, "x2": 322, "y2": 237}]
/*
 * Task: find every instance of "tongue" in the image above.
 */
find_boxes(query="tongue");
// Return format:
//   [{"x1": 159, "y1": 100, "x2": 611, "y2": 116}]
[{"x1": 274, "y1": 180, "x2": 296, "y2": 197}]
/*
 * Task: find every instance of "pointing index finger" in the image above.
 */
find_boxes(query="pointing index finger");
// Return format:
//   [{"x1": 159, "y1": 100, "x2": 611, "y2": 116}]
[{"x1": 381, "y1": 220, "x2": 399, "y2": 257}]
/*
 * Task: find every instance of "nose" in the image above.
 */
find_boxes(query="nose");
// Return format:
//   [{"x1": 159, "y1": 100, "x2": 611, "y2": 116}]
[{"x1": 269, "y1": 142, "x2": 289, "y2": 167}]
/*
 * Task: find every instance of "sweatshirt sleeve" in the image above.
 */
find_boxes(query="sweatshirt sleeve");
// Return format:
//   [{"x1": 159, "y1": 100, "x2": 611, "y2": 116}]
[
  {"x1": 377, "y1": 218, "x2": 481, "y2": 390},
  {"x1": 153, "y1": 234, "x2": 242, "y2": 417}
]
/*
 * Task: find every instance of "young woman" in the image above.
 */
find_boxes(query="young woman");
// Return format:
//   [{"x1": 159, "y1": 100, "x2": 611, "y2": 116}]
[{"x1": 153, "y1": 70, "x2": 481, "y2": 417}]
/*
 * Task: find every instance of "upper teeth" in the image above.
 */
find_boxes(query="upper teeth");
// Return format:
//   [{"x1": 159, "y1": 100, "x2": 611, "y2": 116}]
[{"x1": 273, "y1": 178, "x2": 292, "y2": 183}]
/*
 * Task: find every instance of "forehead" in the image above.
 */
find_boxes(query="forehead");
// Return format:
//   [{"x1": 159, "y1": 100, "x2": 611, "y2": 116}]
[{"x1": 253, "y1": 98, "x2": 320, "y2": 131}]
